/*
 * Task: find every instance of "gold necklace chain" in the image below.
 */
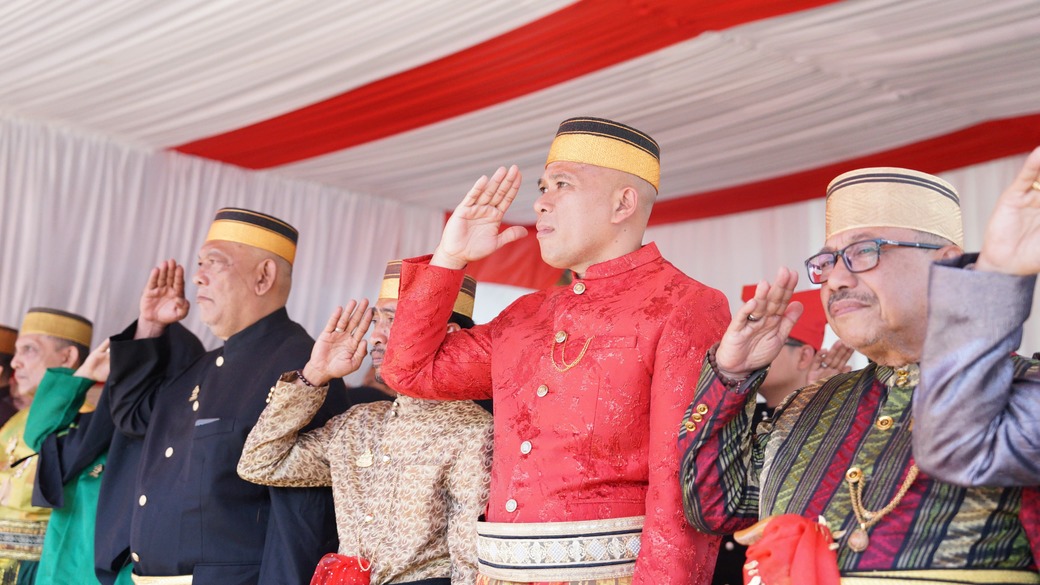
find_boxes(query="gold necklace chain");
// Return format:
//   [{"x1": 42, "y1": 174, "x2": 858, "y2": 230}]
[
  {"x1": 844, "y1": 463, "x2": 919, "y2": 552},
  {"x1": 551, "y1": 336, "x2": 594, "y2": 372}
]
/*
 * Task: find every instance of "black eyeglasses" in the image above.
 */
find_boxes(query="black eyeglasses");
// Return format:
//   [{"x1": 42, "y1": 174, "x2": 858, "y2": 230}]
[{"x1": 804, "y1": 238, "x2": 942, "y2": 284}]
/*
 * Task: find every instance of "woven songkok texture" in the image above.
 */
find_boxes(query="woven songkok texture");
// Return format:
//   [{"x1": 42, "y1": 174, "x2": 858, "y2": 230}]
[
  {"x1": 826, "y1": 168, "x2": 963, "y2": 247},
  {"x1": 205, "y1": 207, "x2": 299, "y2": 264},
  {"x1": 20, "y1": 308, "x2": 93, "y2": 347},
  {"x1": 546, "y1": 117, "x2": 661, "y2": 190},
  {"x1": 379, "y1": 260, "x2": 476, "y2": 318}
]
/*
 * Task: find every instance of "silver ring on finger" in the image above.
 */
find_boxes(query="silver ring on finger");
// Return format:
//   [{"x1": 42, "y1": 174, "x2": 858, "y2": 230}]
[
  {"x1": 746, "y1": 314, "x2": 761, "y2": 322},
  {"x1": 334, "y1": 328, "x2": 343, "y2": 333}
]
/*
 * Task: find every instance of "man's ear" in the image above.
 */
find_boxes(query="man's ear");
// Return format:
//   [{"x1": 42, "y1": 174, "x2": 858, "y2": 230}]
[
  {"x1": 61, "y1": 345, "x2": 81, "y2": 369},
  {"x1": 796, "y1": 345, "x2": 816, "y2": 370},
  {"x1": 255, "y1": 258, "x2": 278, "y2": 295},
  {"x1": 446, "y1": 322, "x2": 461, "y2": 334},
  {"x1": 938, "y1": 244, "x2": 964, "y2": 262},
  {"x1": 611, "y1": 186, "x2": 639, "y2": 224}
]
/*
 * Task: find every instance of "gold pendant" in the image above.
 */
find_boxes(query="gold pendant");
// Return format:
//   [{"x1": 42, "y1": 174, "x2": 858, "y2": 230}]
[
  {"x1": 847, "y1": 527, "x2": 869, "y2": 552},
  {"x1": 355, "y1": 449, "x2": 373, "y2": 468}
]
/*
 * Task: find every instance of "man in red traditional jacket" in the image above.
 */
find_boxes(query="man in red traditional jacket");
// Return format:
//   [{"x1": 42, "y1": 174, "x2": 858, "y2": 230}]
[{"x1": 382, "y1": 117, "x2": 731, "y2": 585}]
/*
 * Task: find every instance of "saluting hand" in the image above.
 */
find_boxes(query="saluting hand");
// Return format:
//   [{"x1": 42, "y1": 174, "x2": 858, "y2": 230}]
[
  {"x1": 807, "y1": 339, "x2": 853, "y2": 385},
  {"x1": 74, "y1": 338, "x2": 111, "y2": 383},
  {"x1": 431, "y1": 165, "x2": 529, "y2": 269},
  {"x1": 136, "y1": 259, "x2": 190, "y2": 339},
  {"x1": 302, "y1": 300, "x2": 374, "y2": 388},
  {"x1": 715, "y1": 267, "x2": 804, "y2": 380},
  {"x1": 976, "y1": 145, "x2": 1040, "y2": 275}
]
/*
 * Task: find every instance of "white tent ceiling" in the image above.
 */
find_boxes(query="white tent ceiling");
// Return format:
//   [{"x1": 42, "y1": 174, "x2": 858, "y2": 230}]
[{"x1": 1, "y1": 0, "x2": 1037, "y2": 225}]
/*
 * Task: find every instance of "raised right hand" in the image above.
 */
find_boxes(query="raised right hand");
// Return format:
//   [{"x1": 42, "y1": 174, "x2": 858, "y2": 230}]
[
  {"x1": 715, "y1": 267, "x2": 804, "y2": 379},
  {"x1": 302, "y1": 300, "x2": 374, "y2": 387},
  {"x1": 431, "y1": 165, "x2": 529, "y2": 269},
  {"x1": 136, "y1": 259, "x2": 190, "y2": 339},
  {"x1": 75, "y1": 339, "x2": 111, "y2": 383}
]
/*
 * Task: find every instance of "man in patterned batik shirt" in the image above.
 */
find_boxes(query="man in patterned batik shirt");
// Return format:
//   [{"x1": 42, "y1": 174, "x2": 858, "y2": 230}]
[
  {"x1": 238, "y1": 260, "x2": 493, "y2": 585},
  {"x1": 680, "y1": 167, "x2": 1039, "y2": 584}
]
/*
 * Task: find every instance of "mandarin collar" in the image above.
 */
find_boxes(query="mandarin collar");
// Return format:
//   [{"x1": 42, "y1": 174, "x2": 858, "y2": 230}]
[
  {"x1": 580, "y1": 243, "x2": 661, "y2": 280},
  {"x1": 222, "y1": 307, "x2": 292, "y2": 361}
]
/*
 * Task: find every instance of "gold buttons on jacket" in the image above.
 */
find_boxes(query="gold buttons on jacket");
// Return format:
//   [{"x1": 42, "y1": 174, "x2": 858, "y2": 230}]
[
  {"x1": 505, "y1": 499, "x2": 518, "y2": 512},
  {"x1": 131, "y1": 552, "x2": 140, "y2": 563},
  {"x1": 696, "y1": 404, "x2": 709, "y2": 415},
  {"x1": 165, "y1": 447, "x2": 174, "y2": 458},
  {"x1": 895, "y1": 368, "x2": 909, "y2": 386},
  {"x1": 138, "y1": 495, "x2": 147, "y2": 506},
  {"x1": 876, "y1": 416, "x2": 894, "y2": 431},
  {"x1": 845, "y1": 467, "x2": 863, "y2": 483},
  {"x1": 554, "y1": 331, "x2": 567, "y2": 343},
  {"x1": 536, "y1": 384, "x2": 548, "y2": 397},
  {"x1": 216, "y1": 355, "x2": 225, "y2": 367},
  {"x1": 520, "y1": 441, "x2": 532, "y2": 455},
  {"x1": 573, "y1": 282, "x2": 586, "y2": 295},
  {"x1": 691, "y1": 413, "x2": 703, "y2": 423},
  {"x1": 683, "y1": 420, "x2": 696, "y2": 432}
]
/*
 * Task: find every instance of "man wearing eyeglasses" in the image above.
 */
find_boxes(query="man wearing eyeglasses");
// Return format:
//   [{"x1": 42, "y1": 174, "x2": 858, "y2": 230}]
[{"x1": 679, "y1": 166, "x2": 1040, "y2": 583}]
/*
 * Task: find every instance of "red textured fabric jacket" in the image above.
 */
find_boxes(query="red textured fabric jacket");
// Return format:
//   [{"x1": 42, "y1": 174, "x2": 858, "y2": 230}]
[{"x1": 382, "y1": 243, "x2": 730, "y2": 585}]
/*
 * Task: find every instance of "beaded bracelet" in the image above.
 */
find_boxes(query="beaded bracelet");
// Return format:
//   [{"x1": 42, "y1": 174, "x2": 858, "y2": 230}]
[
  {"x1": 295, "y1": 369, "x2": 318, "y2": 388},
  {"x1": 705, "y1": 344, "x2": 748, "y2": 389}
]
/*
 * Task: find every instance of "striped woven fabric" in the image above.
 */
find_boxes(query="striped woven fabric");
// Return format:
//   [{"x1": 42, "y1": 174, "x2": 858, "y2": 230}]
[{"x1": 679, "y1": 360, "x2": 1039, "y2": 573}]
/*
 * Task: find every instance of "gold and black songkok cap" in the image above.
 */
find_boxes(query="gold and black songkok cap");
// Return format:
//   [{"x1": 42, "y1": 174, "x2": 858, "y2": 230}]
[
  {"x1": 0, "y1": 325, "x2": 17, "y2": 357},
  {"x1": 826, "y1": 167, "x2": 963, "y2": 247},
  {"x1": 546, "y1": 117, "x2": 661, "y2": 190},
  {"x1": 379, "y1": 260, "x2": 477, "y2": 319},
  {"x1": 20, "y1": 308, "x2": 93, "y2": 347},
  {"x1": 205, "y1": 207, "x2": 299, "y2": 264}
]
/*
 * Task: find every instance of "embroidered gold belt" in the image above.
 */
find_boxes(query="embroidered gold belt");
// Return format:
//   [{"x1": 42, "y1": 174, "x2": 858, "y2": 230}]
[
  {"x1": 130, "y1": 574, "x2": 193, "y2": 584},
  {"x1": 842, "y1": 569, "x2": 1040, "y2": 584},
  {"x1": 476, "y1": 516, "x2": 643, "y2": 582},
  {"x1": 0, "y1": 519, "x2": 46, "y2": 561}
]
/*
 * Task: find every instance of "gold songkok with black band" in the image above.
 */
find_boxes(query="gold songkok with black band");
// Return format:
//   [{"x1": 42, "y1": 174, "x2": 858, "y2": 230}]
[
  {"x1": 379, "y1": 260, "x2": 476, "y2": 319},
  {"x1": 546, "y1": 117, "x2": 661, "y2": 191},
  {"x1": 205, "y1": 207, "x2": 299, "y2": 264},
  {"x1": 0, "y1": 326, "x2": 16, "y2": 356},
  {"x1": 20, "y1": 308, "x2": 93, "y2": 347},
  {"x1": 826, "y1": 168, "x2": 963, "y2": 247}
]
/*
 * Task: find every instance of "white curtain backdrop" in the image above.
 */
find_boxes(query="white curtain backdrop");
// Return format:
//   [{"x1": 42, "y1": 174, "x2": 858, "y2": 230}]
[
  {"x1": 2, "y1": 113, "x2": 1037, "y2": 380},
  {"x1": 0, "y1": 114, "x2": 444, "y2": 384}
]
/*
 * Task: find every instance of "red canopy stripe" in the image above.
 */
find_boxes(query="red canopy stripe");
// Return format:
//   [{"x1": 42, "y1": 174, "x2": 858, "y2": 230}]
[
  {"x1": 174, "y1": 0, "x2": 840, "y2": 168},
  {"x1": 649, "y1": 112, "x2": 1040, "y2": 225}
]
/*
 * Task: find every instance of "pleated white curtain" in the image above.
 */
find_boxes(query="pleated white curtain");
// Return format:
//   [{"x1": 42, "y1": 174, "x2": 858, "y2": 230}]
[{"x1": 0, "y1": 114, "x2": 444, "y2": 379}]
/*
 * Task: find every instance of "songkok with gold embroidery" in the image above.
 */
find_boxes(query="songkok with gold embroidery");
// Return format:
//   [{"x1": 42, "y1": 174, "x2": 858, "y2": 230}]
[
  {"x1": 0, "y1": 325, "x2": 17, "y2": 357},
  {"x1": 205, "y1": 207, "x2": 299, "y2": 264},
  {"x1": 20, "y1": 308, "x2": 93, "y2": 347},
  {"x1": 379, "y1": 260, "x2": 476, "y2": 318},
  {"x1": 546, "y1": 117, "x2": 661, "y2": 191},
  {"x1": 826, "y1": 168, "x2": 963, "y2": 247}
]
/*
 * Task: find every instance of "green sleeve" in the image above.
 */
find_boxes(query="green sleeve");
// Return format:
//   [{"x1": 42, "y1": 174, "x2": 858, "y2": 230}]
[{"x1": 23, "y1": 367, "x2": 94, "y2": 452}]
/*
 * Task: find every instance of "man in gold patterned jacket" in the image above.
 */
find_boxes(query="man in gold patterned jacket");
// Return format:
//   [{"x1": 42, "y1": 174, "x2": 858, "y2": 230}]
[
  {"x1": 0, "y1": 308, "x2": 92, "y2": 584},
  {"x1": 238, "y1": 261, "x2": 493, "y2": 585}
]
